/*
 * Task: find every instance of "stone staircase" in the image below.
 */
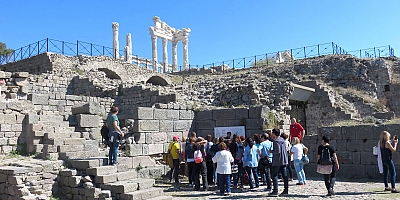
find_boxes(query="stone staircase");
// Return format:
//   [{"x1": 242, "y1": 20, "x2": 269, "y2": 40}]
[
  {"x1": 57, "y1": 157, "x2": 172, "y2": 200},
  {"x1": 25, "y1": 114, "x2": 99, "y2": 160}
]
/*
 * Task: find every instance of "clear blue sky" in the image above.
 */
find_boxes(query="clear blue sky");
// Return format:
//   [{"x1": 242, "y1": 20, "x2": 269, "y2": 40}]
[{"x1": 1, "y1": 0, "x2": 399, "y2": 66}]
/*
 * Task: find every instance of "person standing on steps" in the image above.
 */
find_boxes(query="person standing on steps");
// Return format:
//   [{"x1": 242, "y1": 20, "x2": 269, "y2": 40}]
[
  {"x1": 378, "y1": 131, "x2": 399, "y2": 193},
  {"x1": 106, "y1": 106, "x2": 124, "y2": 166},
  {"x1": 318, "y1": 135, "x2": 340, "y2": 196},
  {"x1": 168, "y1": 135, "x2": 181, "y2": 189}
]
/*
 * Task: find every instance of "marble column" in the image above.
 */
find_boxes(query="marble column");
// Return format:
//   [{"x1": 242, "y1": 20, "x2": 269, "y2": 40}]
[
  {"x1": 162, "y1": 38, "x2": 168, "y2": 73},
  {"x1": 151, "y1": 35, "x2": 158, "y2": 71},
  {"x1": 126, "y1": 33, "x2": 132, "y2": 59},
  {"x1": 124, "y1": 46, "x2": 131, "y2": 63},
  {"x1": 172, "y1": 41, "x2": 178, "y2": 72},
  {"x1": 112, "y1": 22, "x2": 119, "y2": 59},
  {"x1": 183, "y1": 38, "x2": 189, "y2": 70}
]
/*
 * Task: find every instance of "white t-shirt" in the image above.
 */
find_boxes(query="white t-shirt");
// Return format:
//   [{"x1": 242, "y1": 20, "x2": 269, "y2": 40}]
[{"x1": 290, "y1": 144, "x2": 304, "y2": 160}]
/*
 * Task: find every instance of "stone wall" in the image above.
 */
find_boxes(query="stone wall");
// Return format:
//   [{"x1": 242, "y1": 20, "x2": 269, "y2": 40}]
[
  {"x1": 124, "y1": 107, "x2": 194, "y2": 157},
  {"x1": 303, "y1": 124, "x2": 400, "y2": 180}
]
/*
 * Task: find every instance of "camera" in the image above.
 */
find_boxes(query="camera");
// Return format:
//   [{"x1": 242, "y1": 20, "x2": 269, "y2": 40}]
[{"x1": 394, "y1": 135, "x2": 398, "y2": 140}]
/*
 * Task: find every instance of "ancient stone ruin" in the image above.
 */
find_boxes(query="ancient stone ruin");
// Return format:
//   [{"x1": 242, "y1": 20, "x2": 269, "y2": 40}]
[{"x1": 0, "y1": 45, "x2": 399, "y2": 199}]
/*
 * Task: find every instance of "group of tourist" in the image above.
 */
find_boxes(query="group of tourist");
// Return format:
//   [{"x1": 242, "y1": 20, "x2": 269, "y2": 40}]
[{"x1": 106, "y1": 107, "x2": 399, "y2": 197}]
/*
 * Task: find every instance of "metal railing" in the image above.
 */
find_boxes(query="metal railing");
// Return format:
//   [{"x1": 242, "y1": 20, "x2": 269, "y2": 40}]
[{"x1": 0, "y1": 38, "x2": 395, "y2": 72}]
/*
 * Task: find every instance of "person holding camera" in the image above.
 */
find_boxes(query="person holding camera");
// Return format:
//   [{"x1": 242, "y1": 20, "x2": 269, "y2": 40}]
[
  {"x1": 378, "y1": 131, "x2": 399, "y2": 193},
  {"x1": 107, "y1": 106, "x2": 124, "y2": 166}
]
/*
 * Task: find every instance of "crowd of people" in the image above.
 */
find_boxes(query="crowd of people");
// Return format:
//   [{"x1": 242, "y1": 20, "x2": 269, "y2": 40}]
[{"x1": 165, "y1": 118, "x2": 331, "y2": 196}]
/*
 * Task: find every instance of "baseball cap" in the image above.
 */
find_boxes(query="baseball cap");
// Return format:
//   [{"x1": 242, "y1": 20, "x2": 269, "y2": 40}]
[
  {"x1": 240, "y1": 136, "x2": 245, "y2": 141},
  {"x1": 173, "y1": 135, "x2": 180, "y2": 141}
]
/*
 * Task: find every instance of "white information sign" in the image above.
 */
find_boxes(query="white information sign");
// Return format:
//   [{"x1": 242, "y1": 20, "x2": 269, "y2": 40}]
[{"x1": 214, "y1": 126, "x2": 245, "y2": 139}]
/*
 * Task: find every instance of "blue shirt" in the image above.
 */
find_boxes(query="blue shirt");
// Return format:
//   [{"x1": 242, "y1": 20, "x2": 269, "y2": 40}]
[
  {"x1": 107, "y1": 114, "x2": 119, "y2": 132},
  {"x1": 243, "y1": 145, "x2": 259, "y2": 167},
  {"x1": 260, "y1": 140, "x2": 273, "y2": 163}
]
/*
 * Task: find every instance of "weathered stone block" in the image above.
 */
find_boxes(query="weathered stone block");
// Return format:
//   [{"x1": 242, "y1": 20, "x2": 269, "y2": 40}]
[
  {"x1": 86, "y1": 166, "x2": 117, "y2": 176},
  {"x1": 318, "y1": 127, "x2": 342, "y2": 140},
  {"x1": 173, "y1": 120, "x2": 193, "y2": 131},
  {"x1": 69, "y1": 176, "x2": 82, "y2": 187},
  {"x1": 126, "y1": 144, "x2": 143, "y2": 156},
  {"x1": 196, "y1": 110, "x2": 212, "y2": 120},
  {"x1": 167, "y1": 132, "x2": 182, "y2": 142},
  {"x1": 215, "y1": 120, "x2": 242, "y2": 127},
  {"x1": 71, "y1": 102, "x2": 100, "y2": 115},
  {"x1": 346, "y1": 140, "x2": 364, "y2": 152},
  {"x1": 234, "y1": 108, "x2": 249, "y2": 119},
  {"x1": 153, "y1": 109, "x2": 167, "y2": 120},
  {"x1": 4, "y1": 114, "x2": 16, "y2": 124},
  {"x1": 28, "y1": 94, "x2": 49, "y2": 105},
  {"x1": 134, "y1": 120, "x2": 159, "y2": 132},
  {"x1": 25, "y1": 114, "x2": 38, "y2": 124},
  {"x1": 179, "y1": 110, "x2": 194, "y2": 120},
  {"x1": 148, "y1": 144, "x2": 164, "y2": 155},
  {"x1": 0, "y1": 124, "x2": 11, "y2": 132},
  {"x1": 249, "y1": 106, "x2": 269, "y2": 119},
  {"x1": 213, "y1": 109, "x2": 235, "y2": 120},
  {"x1": 145, "y1": 132, "x2": 167, "y2": 144},
  {"x1": 134, "y1": 132, "x2": 146, "y2": 144},
  {"x1": 246, "y1": 118, "x2": 264, "y2": 129},
  {"x1": 133, "y1": 107, "x2": 154, "y2": 120},
  {"x1": 76, "y1": 114, "x2": 100, "y2": 128},
  {"x1": 132, "y1": 156, "x2": 156, "y2": 168},
  {"x1": 95, "y1": 174, "x2": 117, "y2": 184},
  {"x1": 196, "y1": 120, "x2": 214, "y2": 130},
  {"x1": 341, "y1": 126, "x2": 356, "y2": 140},
  {"x1": 159, "y1": 120, "x2": 174, "y2": 132},
  {"x1": 117, "y1": 170, "x2": 138, "y2": 181}
]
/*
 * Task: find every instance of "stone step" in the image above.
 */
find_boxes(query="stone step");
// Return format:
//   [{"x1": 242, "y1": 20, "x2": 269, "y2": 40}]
[
  {"x1": 119, "y1": 187, "x2": 164, "y2": 200},
  {"x1": 95, "y1": 170, "x2": 138, "y2": 184},
  {"x1": 147, "y1": 196, "x2": 173, "y2": 200},
  {"x1": 59, "y1": 150, "x2": 99, "y2": 160},
  {"x1": 70, "y1": 157, "x2": 108, "y2": 170},
  {"x1": 86, "y1": 164, "x2": 128, "y2": 176},
  {"x1": 101, "y1": 179, "x2": 154, "y2": 194}
]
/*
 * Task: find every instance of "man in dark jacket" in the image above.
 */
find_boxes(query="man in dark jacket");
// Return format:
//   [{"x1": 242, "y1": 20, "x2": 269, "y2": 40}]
[{"x1": 268, "y1": 128, "x2": 288, "y2": 197}]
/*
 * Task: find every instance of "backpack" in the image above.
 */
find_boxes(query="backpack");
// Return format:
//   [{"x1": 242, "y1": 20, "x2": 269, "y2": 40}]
[
  {"x1": 194, "y1": 149, "x2": 203, "y2": 164},
  {"x1": 101, "y1": 125, "x2": 110, "y2": 145},
  {"x1": 320, "y1": 146, "x2": 333, "y2": 165}
]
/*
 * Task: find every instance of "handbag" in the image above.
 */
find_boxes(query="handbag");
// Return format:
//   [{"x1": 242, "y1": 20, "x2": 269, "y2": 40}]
[
  {"x1": 242, "y1": 171, "x2": 250, "y2": 185},
  {"x1": 316, "y1": 164, "x2": 332, "y2": 174},
  {"x1": 231, "y1": 164, "x2": 238, "y2": 173},
  {"x1": 301, "y1": 154, "x2": 310, "y2": 165}
]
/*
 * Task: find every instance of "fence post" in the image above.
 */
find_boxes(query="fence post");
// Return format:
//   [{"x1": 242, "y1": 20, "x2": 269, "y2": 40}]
[
  {"x1": 254, "y1": 56, "x2": 257, "y2": 67},
  {"x1": 266, "y1": 54, "x2": 268, "y2": 66},
  {"x1": 243, "y1": 58, "x2": 245, "y2": 68},
  {"x1": 359, "y1": 49, "x2": 362, "y2": 58},
  {"x1": 91, "y1": 43, "x2": 93, "y2": 56},
  {"x1": 374, "y1": 47, "x2": 376, "y2": 58},
  {"x1": 222, "y1": 61, "x2": 224, "y2": 73},
  {"x1": 233, "y1": 59, "x2": 235, "y2": 69},
  {"x1": 20, "y1": 47, "x2": 22, "y2": 60},
  {"x1": 46, "y1": 38, "x2": 49, "y2": 52},
  {"x1": 331, "y1": 42, "x2": 334, "y2": 54},
  {"x1": 62, "y1": 41, "x2": 64, "y2": 55},
  {"x1": 38, "y1": 41, "x2": 40, "y2": 55},
  {"x1": 318, "y1": 44, "x2": 320, "y2": 56},
  {"x1": 303, "y1": 47, "x2": 306, "y2": 59},
  {"x1": 76, "y1": 40, "x2": 79, "y2": 56},
  {"x1": 29, "y1": 44, "x2": 31, "y2": 57}
]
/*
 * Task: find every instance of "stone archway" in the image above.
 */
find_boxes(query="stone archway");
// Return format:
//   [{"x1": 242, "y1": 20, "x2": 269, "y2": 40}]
[
  {"x1": 98, "y1": 68, "x2": 122, "y2": 80},
  {"x1": 146, "y1": 76, "x2": 169, "y2": 86}
]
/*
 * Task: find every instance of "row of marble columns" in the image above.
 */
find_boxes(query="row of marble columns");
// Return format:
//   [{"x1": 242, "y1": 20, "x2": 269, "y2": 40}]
[{"x1": 151, "y1": 36, "x2": 188, "y2": 72}]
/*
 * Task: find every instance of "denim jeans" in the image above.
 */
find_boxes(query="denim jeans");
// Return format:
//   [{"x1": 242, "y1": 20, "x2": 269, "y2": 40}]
[
  {"x1": 218, "y1": 174, "x2": 231, "y2": 194},
  {"x1": 263, "y1": 162, "x2": 272, "y2": 188},
  {"x1": 233, "y1": 160, "x2": 244, "y2": 187},
  {"x1": 272, "y1": 165, "x2": 288, "y2": 194},
  {"x1": 293, "y1": 159, "x2": 306, "y2": 184},
  {"x1": 383, "y1": 159, "x2": 396, "y2": 189},
  {"x1": 245, "y1": 166, "x2": 259, "y2": 189},
  {"x1": 213, "y1": 163, "x2": 218, "y2": 184},
  {"x1": 108, "y1": 142, "x2": 118, "y2": 165}
]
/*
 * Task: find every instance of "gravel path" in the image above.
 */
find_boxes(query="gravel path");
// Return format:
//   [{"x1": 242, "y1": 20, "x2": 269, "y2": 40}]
[{"x1": 159, "y1": 177, "x2": 400, "y2": 200}]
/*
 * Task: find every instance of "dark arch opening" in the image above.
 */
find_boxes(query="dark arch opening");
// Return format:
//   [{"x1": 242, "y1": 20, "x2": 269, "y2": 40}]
[
  {"x1": 98, "y1": 68, "x2": 122, "y2": 80},
  {"x1": 146, "y1": 76, "x2": 168, "y2": 86}
]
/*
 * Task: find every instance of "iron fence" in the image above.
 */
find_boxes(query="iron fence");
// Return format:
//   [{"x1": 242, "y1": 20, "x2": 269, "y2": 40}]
[{"x1": 0, "y1": 38, "x2": 395, "y2": 72}]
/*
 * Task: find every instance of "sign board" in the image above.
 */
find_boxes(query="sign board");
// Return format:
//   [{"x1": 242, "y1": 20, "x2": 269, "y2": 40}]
[{"x1": 214, "y1": 126, "x2": 245, "y2": 139}]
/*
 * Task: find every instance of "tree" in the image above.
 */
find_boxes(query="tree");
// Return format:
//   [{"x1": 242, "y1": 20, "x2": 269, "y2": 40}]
[{"x1": 0, "y1": 42, "x2": 14, "y2": 56}]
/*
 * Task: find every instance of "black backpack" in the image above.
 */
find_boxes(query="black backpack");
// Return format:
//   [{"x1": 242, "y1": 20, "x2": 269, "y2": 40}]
[
  {"x1": 320, "y1": 146, "x2": 333, "y2": 165},
  {"x1": 101, "y1": 125, "x2": 110, "y2": 145}
]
